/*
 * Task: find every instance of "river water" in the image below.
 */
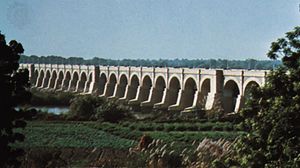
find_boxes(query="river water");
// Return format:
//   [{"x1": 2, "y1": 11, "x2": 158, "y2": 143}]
[{"x1": 18, "y1": 106, "x2": 69, "y2": 115}]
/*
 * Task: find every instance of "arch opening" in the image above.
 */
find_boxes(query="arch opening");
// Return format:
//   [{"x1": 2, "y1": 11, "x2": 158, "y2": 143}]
[
  {"x1": 153, "y1": 76, "x2": 166, "y2": 104},
  {"x1": 48, "y1": 71, "x2": 57, "y2": 88},
  {"x1": 42, "y1": 70, "x2": 51, "y2": 87},
  {"x1": 117, "y1": 75, "x2": 128, "y2": 98},
  {"x1": 106, "y1": 74, "x2": 117, "y2": 96},
  {"x1": 32, "y1": 70, "x2": 39, "y2": 86},
  {"x1": 69, "y1": 72, "x2": 79, "y2": 91},
  {"x1": 182, "y1": 78, "x2": 197, "y2": 109},
  {"x1": 140, "y1": 76, "x2": 152, "y2": 102},
  {"x1": 223, "y1": 80, "x2": 240, "y2": 113},
  {"x1": 128, "y1": 75, "x2": 140, "y2": 100},
  {"x1": 167, "y1": 77, "x2": 181, "y2": 106},
  {"x1": 77, "y1": 72, "x2": 87, "y2": 92},
  {"x1": 55, "y1": 71, "x2": 64, "y2": 89},
  {"x1": 84, "y1": 73, "x2": 93, "y2": 93},
  {"x1": 200, "y1": 79, "x2": 211, "y2": 108},
  {"x1": 62, "y1": 71, "x2": 71, "y2": 90},
  {"x1": 244, "y1": 81, "x2": 259, "y2": 103},
  {"x1": 36, "y1": 70, "x2": 44, "y2": 87},
  {"x1": 99, "y1": 73, "x2": 107, "y2": 95}
]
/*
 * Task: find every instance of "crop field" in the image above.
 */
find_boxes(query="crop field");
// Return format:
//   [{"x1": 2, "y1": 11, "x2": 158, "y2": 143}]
[
  {"x1": 15, "y1": 121, "x2": 136, "y2": 149},
  {"x1": 15, "y1": 121, "x2": 244, "y2": 150}
]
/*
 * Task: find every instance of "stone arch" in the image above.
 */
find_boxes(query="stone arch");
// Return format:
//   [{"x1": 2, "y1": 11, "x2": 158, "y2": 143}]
[
  {"x1": 32, "y1": 69, "x2": 39, "y2": 86},
  {"x1": 77, "y1": 72, "x2": 87, "y2": 92},
  {"x1": 36, "y1": 69, "x2": 44, "y2": 87},
  {"x1": 99, "y1": 73, "x2": 107, "y2": 95},
  {"x1": 106, "y1": 73, "x2": 117, "y2": 96},
  {"x1": 223, "y1": 80, "x2": 240, "y2": 113},
  {"x1": 224, "y1": 77, "x2": 242, "y2": 94},
  {"x1": 55, "y1": 71, "x2": 64, "y2": 89},
  {"x1": 140, "y1": 75, "x2": 152, "y2": 102},
  {"x1": 166, "y1": 76, "x2": 181, "y2": 106},
  {"x1": 244, "y1": 81, "x2": 259, "y2": 102},
  {"x1": 48, "y1": 70, "x2": 57, "y2": 88},
  {"x1": 168, "y1": 75, "x2": 181, "y2": 88},
  {"x1": 200, "y1": 78, "x2": 211, "y2": 107},
  {"x1": 116, "y1": 74, "x2": 128, "y2": 98},
  {"x1": 153, "y1": 76, "x2": 166, "y2": 104},
  {"x1": 243, "y1": 78, "x2": 262, "y2": 95},
  {"x1": 69, "y1": 71, "x2": 79, "y2": 91},
  {"x1": 42, "y1": 70, "x2": 51, "y2": 87},
  {"x1": 183, "y1": 76, "x2": 198, "y2": 90},
  {"x1": 127, "y1": 75, "x2": 140, "y2": 100},
  {"x1": 62, "y1": 71, "x2": 71, "y2": 90},
  {"x1": 181, "y1": 77, "x2": 198, "y2": 109}
]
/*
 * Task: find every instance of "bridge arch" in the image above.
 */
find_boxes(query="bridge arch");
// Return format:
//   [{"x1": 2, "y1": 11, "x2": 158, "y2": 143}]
[
  {"x1": 106, "y1": 73, "x2": 117, "y2": 96},
  {"x1": 77, "y1": 72, "x2": 87, "y2": 92},
  {"x1": 116, "y1": 74, "x2": 128, "y2": 98},
  {"x1": 182, "y1": 77, "x2": 198, "y2": 109},
  {"x1": 99, "y1": 73, "x2": 107, "y2": 95},
  {"x1": 140, "y1": 75, "x2": 152, "y2": 102},
  {"x1": 200, "y1": 78, "x2": 211, "y2": 108},
  {"x1": 223, "y1": 80, "x2": 240, "y2": 113},
  {"x1": 152, "y1": 76, "x2": 166, "y2": 104},
  {"x1": 55, "y1": 70, "x2": 64, "y2": 89},
  {"x1": 42, "y1": 70, "x2": 51, "y2": 87},
  {"x1": 69, "y1": 71, "x2": 79, "y2": 91},
  {"x1": 62, "y1": 71, "x2": 71, "y2": 90},
  {"x1": 244, "y1": 80, "x2": 259, "y2": 103},
  {"x1": 36, "y1": 69, "x2": 44, "y2": 87},
  {"x1": 243, "y1": 78, "x2": 262, "y2": 95},
  {"x1": 166, "y1": 76, "x2": 181, "y2": 107},
  {"x1": 48, "y1": 70, "x2": 57, "y2": 88},
  {"x1": 127, "y1": 75, "x2": 140, "y2": 100},
  {"x1": 32, "y1": 69, "x2": 39, "y2": 86}
]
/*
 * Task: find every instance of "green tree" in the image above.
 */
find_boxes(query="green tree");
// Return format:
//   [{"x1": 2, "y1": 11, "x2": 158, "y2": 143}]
[
  {"x1": 225, "y1": 27, "x2": 300, "y2": 167},
  {"x1": 68, "y1": 95, "x2": 104, "y2": 120},
  {"x1": 0, "y1": 32, "x2": 35, "y2": 167}
]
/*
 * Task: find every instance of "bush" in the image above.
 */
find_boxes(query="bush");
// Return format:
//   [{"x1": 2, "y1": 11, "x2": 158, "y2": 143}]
[
  {"x1": 95, "y1": 100, "x2": 129, "y2": 123},
  {"x1": 68, "y1": 95, "x2": 104, "y2": 120},
  {"x1": 30, "y1": 89, "x2": 75, "y2": 106}
]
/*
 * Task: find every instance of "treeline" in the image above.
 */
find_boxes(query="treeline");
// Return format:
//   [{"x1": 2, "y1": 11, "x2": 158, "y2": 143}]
[{"x1": 20, "y1": 55, "x2": 281, "y2": 70}]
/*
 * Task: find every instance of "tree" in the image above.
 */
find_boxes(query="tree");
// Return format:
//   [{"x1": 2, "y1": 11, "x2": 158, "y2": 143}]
[
  {"x1": 0, "y1": 32, "x2": 35, "y2": 167},
  {"x1": 224, "y1": 27, "x2": 300, "y2": 167}
]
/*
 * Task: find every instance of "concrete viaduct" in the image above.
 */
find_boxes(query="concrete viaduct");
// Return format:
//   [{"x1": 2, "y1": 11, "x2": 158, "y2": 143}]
[{"x1": 20, "y1": 64, "x2": 267, "y2": 113}]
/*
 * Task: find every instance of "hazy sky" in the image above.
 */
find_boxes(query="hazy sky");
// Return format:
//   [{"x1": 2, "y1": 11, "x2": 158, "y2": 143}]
[{"x1": 1, "y1": 0, "x2": 300, "y2": 60}]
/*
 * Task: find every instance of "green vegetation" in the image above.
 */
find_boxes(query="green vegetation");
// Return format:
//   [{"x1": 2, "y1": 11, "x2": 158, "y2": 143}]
[
  {"x1": 20, "y1": 54, "x2": 280, "y2": 69},
  {"x1": 68, "y1": 95, "x2": 104, "y2": 120},
  {"x1": 67, "y1": 95, "x2": 131, "y2": 122},
  {"x1": 84, "y1": 122, "x2": 243, "y2": 143},
  {"x1": 0, "y1": 32, "x2": 35, "y2": 167},
  {"x1": 30, "y1": 88, "x2": 75, "y2": 106},
  {"x1": 16, "y1": 121, "x2": 136, "y2": 149},
  {"x1": 225, "y1": 27, "x2": 300, "y2": 167}
]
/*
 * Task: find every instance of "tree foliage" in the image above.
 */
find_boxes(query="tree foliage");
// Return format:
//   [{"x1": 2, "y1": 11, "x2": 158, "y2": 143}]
[
  {"x1": 19, "y1": 55, "x2": 279, "y2": 70},
  {"x1": 227, "y1": 27, "x2": 300, "y2": 167},
  {"x1": 0, "y1": 32, "x2": 35, "y2": 167}
]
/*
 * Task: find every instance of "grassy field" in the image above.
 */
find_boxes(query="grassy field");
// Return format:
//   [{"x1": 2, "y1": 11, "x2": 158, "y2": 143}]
[
  {"x1": 16, "y1": 121, "x2": 244, "y2": 149},
  {"x1": 15, "y1": 121, "x2": 137, "y2": 149}
]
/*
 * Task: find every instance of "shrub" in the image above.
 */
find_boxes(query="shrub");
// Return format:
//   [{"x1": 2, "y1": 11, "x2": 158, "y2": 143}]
[
  {"x1": 68, "y1": 95, "x2": 104, "y2": 120},
  {"x1": 95, "y1": 100, "x2": 129, "y2": 123},
  {"x1": 30, "y1": 89, "x2": 75, "y2": 106}
]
